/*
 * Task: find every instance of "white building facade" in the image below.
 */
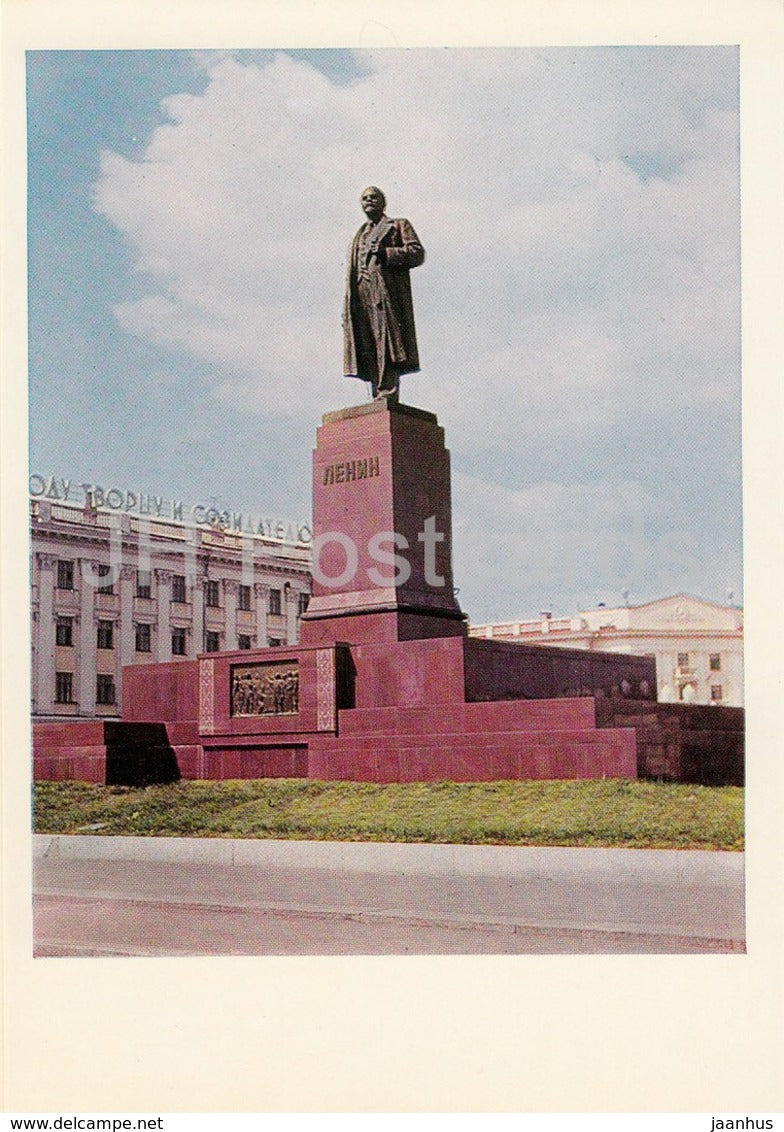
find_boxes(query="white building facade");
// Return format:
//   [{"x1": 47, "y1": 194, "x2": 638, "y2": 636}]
[
  {"x1": 470, "y1": 594, "x2": 744, "y2": 707},
  {"x1": 31, "y1": 498, "x2": 312, "y2": 720}
]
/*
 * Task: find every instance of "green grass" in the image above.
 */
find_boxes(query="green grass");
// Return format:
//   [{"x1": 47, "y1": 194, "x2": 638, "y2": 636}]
[{"x1": 33, "y1": 778, "x2": 744, "y2": 850}]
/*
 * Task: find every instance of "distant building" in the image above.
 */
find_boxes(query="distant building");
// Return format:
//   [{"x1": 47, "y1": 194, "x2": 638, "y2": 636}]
[
  {"x1": 469, "y1": 594, "x2": 744, "y2": 707},
  {"x1": 30, "y1": 497, "x2": 311, "y2": 720}
]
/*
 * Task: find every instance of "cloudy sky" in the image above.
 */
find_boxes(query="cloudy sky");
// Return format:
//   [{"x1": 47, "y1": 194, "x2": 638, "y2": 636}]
[{"x1": 27, "y1": 47, "x2": 742, "y2": 623}]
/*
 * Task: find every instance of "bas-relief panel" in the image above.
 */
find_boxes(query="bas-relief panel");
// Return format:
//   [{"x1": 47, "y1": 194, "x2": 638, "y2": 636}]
[{"x1": 230, "y1": 660, "x2": 299, "y2": 717}]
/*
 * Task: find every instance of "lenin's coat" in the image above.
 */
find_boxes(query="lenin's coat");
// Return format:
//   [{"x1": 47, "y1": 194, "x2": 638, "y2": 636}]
[{"x1": 343, "y1": 216, "x2": 425, "y2": 382}]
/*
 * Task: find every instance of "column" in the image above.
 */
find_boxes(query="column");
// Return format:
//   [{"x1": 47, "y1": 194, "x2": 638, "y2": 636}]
[
  {"x1": 156, "y1": 569, "x2": 172, "y2": 662},
  {"x1": 285, "y1": 585, "x2": 299, "y2": 645},
  {"x1": 36, "y1": 554, "x2": 56, "y2": 712},
  {"x1": 223, "y1": 580, "x2": 238, "y2": 651},
  {"x1": 78, "y1": 558, "x2": 96, "y2": 716},
  {"x1": 117, "y1": 565, "x2": 135, "y2": 707},
  {"x1": 191, "y1": 576, "x2": 205, "y2": 657},
  {"x1": 31, "y1": 611, "x2": 39, "y2": 712},
  {"x1": 119, "y1": 565, "x2": 135, "y2": 666},
  {"x1": 254, "y1": 583, "x2": 269, "y2": 648}
]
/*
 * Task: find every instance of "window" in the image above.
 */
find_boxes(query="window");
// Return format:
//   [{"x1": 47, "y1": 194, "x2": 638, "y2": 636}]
[
  {"x1": 171, "y1": 574, "x2": 186, "y2": 603},
  {"x1": 677, "y1": 652, "x2": 689, "y2": 668},
  {"x1": 57, "y1": 560, "x2": 74, "y2": 590},
  {"x1": 136, "y1": 570, "x2": 152, "y2": 598},
  {"x1": 55, "y1": 672, "x2": 74, "y2": 704},
  {"x1": 205, "y1": 580, "x2": 220, "y2": 608},
  {"x1": 268, "y1": 637, "x2": 282, "y2": 648},
  {"x1": 205, "y1": 631, "x2": 220, "y2": 653},
  {"x1": 709, "y1": 653, "x2": 721, "y2": 672},
  {"x1": 238, "y1": 584, "x2": 251, "y2": 611},
  {"x1": 171, "y1": 627, "x2": 187, "y2": 656},
  {"x1": 269, "y1": 588, "x2": 282, "y2": 616},
  {"x1": 711, "y1": 685, "x2": 723, "y2": 702},
  {"x1": 135, "y1": 623, "x2": 152, "y2": 652},
  {"x1": 97, "y1": 620, "x2": 114, "y2": 650},
  {"x1": 238, "y1": 634, "x2": 252, "y2": 650},
  {"x1": 56, "y1": 616, "x2": 73, "y2": 647},
  {"x1": 96, "y1": 675, "x2": 116, "y2": 705},
  {"x1": 97, "y1": 564, "x2": 114, "y2": 594},
  {"x1": 298, "y1": 592, "x2": 310, "y2": 617}
]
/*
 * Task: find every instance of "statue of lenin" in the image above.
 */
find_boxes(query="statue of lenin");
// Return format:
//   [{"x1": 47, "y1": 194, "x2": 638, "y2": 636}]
[{"x1": 343, "y1": 187, "x2": 425, "y2": 402}]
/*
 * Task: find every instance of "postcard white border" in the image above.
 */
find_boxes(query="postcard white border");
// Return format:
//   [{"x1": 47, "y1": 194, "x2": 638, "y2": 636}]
[{"x1": 2, "y1": 0, "x2": 782, "y2": 1114}]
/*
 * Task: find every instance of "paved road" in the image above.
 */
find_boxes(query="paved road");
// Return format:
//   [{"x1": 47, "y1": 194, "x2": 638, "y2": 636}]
[{"x1": 33, "y1": 849, "x2": 745, "y2": 956}]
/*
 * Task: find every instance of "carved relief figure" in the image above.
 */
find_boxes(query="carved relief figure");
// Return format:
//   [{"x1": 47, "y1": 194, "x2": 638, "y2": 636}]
[{"x1": 230, "y1": 663, "x2": 299, "y2": 716}]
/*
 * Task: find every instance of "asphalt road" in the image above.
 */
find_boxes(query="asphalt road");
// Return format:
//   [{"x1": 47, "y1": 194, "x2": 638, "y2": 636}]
[{"x1": 33, "y1": 849, "x2": 745, "y2": 956}]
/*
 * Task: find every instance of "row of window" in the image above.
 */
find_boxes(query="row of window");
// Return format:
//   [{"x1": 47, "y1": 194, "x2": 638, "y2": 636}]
[
  {"x1": 52, "y1": 561, "x2": 309, "y2": 615},
  {"x1": 54, "y1": 627, "x2": 288, "y2": 704},
  {"x1": 57, "y1": 618, "x2": 148, "y2": 651},
  {"x1": 200, "y1": 632, "x2": 282, "y2": 653},
  {"x1": 677, "y1": 652, "x2": 722, "y2": 672},
  {"x1": 56, "y1": 560, "x2": 120, "y2": 594},
  {"x1": 55, "y1": 672, "x2": 116, "y2": 705},
  {"x1": 56, "y1": 616, "x2": 284, "y2": 655}
]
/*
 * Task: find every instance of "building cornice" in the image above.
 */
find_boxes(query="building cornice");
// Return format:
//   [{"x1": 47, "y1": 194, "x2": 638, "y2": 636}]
[{"x1": 31, "y1": 527, "x2": 311, "y2": 576}]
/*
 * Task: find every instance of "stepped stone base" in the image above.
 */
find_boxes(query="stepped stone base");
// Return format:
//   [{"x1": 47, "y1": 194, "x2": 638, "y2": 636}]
[
  {"x1": 31, "y1": 400, "x2": 744, "y2": 789},
  {"x1": 33, "y1": 638, "x2": 743, "y2": 787}
]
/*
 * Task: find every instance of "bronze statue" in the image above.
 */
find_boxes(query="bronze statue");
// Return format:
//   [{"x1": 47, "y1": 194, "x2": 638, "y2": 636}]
[{"x1": 343, "y1": 187, "x2": 425, "y2": 401}]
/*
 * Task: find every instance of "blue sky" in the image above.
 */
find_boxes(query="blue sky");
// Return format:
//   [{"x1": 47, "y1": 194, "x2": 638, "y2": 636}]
[{"x1": 27, "y1": 47, "x2": 742, "y2": 622}]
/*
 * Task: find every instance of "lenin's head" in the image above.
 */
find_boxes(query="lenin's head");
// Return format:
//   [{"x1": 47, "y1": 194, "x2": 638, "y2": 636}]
[{"x1": 361, "y1": 186, "x2": 386, "y2": 222}]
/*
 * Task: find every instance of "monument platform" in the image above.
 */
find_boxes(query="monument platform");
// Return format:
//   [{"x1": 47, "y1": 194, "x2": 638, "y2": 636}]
[
  {"x1": 32, "y1": 400, "x2": 744, "y2": 787},
  {"x1": 70, "y1": 637, "x2": 646, "y2": 784}
]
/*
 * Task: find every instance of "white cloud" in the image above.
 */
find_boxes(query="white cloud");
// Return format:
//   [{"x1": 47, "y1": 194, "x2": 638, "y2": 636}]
[
  {"x1": 92, "y1": 49, "x2": 738, "y2": 405},
  {"x1": 451, "y1": 468, "x2": 728, "y2": 620},
  {"x1": 90, "y1": 47, "x2": 741, "y2": 616}
]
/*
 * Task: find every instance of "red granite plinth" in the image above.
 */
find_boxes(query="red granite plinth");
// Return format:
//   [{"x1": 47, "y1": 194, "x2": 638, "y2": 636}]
[
  {"x1": 33, "y1": 640, "x2": 743, "y2": 785},
  {"x1": 308, "y1": 722, "x2": 638, "y2": 783},
  {"x1": 595, "y1": 698, "x2": 745, "y2": 785},
  {"x1": 34, "y1": 722, "x2": 109, "y2": 783},
  {"x1": 336, "y1": 698, "x2": 601, "y2": 736},
  {"x1": 32, "y1": 720, "x2": 180, "y2": 786},
  {"x1": 201, "y1": 745, "x2": 308, "y2": 779},
  {"x1": 31, "y1": 399, "x2": 743, "y2": 789},
  {"x1": 347, "y1": 636, "x2": 657, "y2": 710},
  {"x1": 123, "y1": 660, "x2": 199, "y2": 724},
  {"x1": 300, "y1": 400, "x2": 466, "y2": 645},
  {"x1": 298, "y1": 608, "x2": 466, "y2": 646}
]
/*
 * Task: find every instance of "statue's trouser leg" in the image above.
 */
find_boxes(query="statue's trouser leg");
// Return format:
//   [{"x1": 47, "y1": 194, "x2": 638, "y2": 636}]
[
  {"x1": 375, "y1": 322, "x2": 400, "y2": 401},
  {"x1": 375, "y1": 366, "x2": 400, "y2": 402},
  {"x1": 356, "y1": 278, "x2": 381, "y2": 397}
]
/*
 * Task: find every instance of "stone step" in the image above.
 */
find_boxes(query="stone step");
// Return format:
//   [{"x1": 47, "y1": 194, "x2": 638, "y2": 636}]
[
  {"x1": 308, "y1": 727, "x2": 637, "y2": 782},
  {"x1": 33, "y1": 721, "x2": 106, "y2": 745},
  {"x1": 34, "y1": 749, "x2": 106, "y2": 784},
  {"x1": 596, "y1": 699, "x2": 745, "y2": 732},
  {"x1": 337, "y1": 697, "x2": 597, "y2": 736}
]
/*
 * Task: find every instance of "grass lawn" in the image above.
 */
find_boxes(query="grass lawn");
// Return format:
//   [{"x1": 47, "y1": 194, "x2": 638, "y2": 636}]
[{"x1": 33, "y1": 778, "x2": 744, "y2": 850}]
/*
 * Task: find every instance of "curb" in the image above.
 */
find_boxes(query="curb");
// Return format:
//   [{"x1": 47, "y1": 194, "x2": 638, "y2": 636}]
[
  {"x1": 33, "y1": 834, "x2": 745, "y2": 886},
  {"x1": 33, "y1": 892, "x2": 744, "y2": 948}
]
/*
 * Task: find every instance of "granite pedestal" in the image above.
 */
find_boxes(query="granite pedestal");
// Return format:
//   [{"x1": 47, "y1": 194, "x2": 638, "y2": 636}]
[
  {"x1": 32, "y1": 400, "x2": 744, "y2": 787},
  {"x1": 300, "y1": 400, "x2": 466, "y2": 645}
]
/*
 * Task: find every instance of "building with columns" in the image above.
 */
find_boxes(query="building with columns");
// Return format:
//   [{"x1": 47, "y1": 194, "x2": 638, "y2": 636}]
[
  {"x1": 469, "y1": 594, "x2": 744, "y2": 707},
  {"x1": 31, "y1": 497, "x2": 311, "y2": 720}
]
